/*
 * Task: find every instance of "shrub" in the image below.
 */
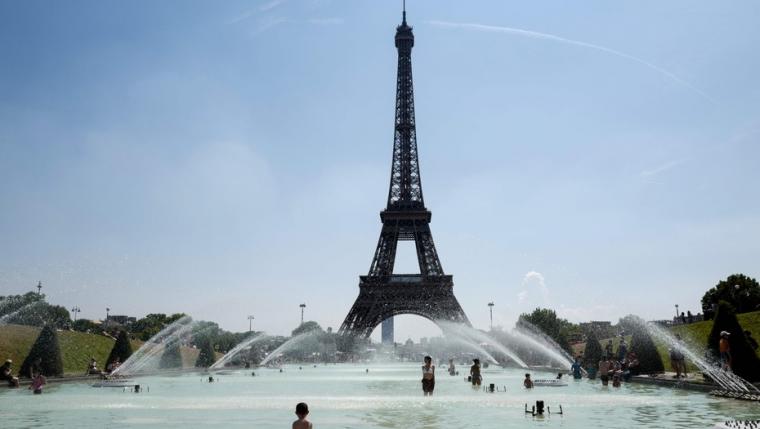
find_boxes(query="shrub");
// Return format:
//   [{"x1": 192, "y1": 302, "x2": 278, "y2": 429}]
[
  {"x1": 106, "y1": 331, "x2": 133, "y2": 367},
  {"x1": 195, "y1": 338, "x2": 216, "y2": 368},
  {"x1": 159, "y1": 342, "x2": 182, "y2": 369},
  {"x1": 707, "y1": 301, "x2": 760, "y2": 381},
  {"x1": 630, "y1": 327, "x2": 664, "y2": 374},
  {"x1": 583, "y1": 330, "x2": 603, "y2": 367},
  {"x1": 19, "y1": 325, "x2": 64, "y2": 377}
]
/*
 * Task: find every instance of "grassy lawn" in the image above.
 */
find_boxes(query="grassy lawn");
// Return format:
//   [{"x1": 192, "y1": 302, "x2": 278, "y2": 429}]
[{"x1": 0, "y1": 324, "x2": 220, "y2": 376}]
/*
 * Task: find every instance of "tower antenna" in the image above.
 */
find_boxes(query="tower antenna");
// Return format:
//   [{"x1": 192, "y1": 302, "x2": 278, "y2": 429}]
[{"x1": 402, "y1": 0, "x2": 406, "y2": 24}]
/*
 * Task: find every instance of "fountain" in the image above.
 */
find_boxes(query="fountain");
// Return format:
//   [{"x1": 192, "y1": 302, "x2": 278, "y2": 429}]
[
  {"x1": 209, "y1": 333, "x2": 269, "y2": 369},
  {"x1": 0, "y1": 301, "x2": 45, "y2": 325},
  {"x1": 258, "y1": 331, "x2": 323, "y2": 366},
  {"x1": 510, "y1": 321, "x2": 575, "y2": 370},
  {"x1": 112, "y1": 316, "x2": 196, "y2": 376},
  {"x1": 437, "y1": 320, "x2": 529, "y2": 367},
  {"x1": 642, "y1": 321, "x2": 759, "y2": 396}
]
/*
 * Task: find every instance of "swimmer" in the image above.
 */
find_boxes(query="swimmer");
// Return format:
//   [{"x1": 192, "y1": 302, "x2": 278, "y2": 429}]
[{"x1": 208, "y1": 376, "x2": 214, "y2": 383}]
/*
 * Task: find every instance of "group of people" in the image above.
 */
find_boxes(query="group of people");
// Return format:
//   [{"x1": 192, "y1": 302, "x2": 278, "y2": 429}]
[
  {"x1": 1, "y1": 358, "x2": 46, "y2": 393},
  {"x1": 576, "y1": 337, "x2": 641, "y2": 387},
  {"x1": 86, "y1": 356, "x2": 122, "y2": 378}
]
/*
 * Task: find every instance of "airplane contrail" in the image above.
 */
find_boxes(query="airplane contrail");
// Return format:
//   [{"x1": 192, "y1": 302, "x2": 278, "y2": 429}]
[{"x1": 427, "y1": 20, "x2": 714, "y2": 104}]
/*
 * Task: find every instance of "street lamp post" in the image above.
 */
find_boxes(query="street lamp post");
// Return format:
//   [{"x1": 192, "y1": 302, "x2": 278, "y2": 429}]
[
  {"x1": 248, "y1": 315, "x2": 255, "y2": 332},
  {"x1": 71, "y1": 306, "x2": 81, "y2": 322},
  {"x1": 675, "y1": 304, "x2": 679, "y2": 320},
  {"x1": 106, "y1": 307, "x2": 110, "y2": 328},
  {"x1": 488, "y1": 302, "x2": 494, "y2": 330},
  {"x1": 300, "y1": 303, "x2": 306, "y2": 325}
]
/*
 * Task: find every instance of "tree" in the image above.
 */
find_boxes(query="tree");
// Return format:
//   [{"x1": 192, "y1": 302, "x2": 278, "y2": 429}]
[
  {"x1": 0, "y1": 293, "x2": 71, "y2": 329},
  {"x1": 107, "y1": 331, "x2": 133, "y2": 367},
  {"x1": 195, "y1": 338, "x2": 217, "y2": 368},
  {"x1": 71, "y1": 318, "x2": 100, "y2": 333},
  {"x1": 702, "y1": 274, "x2": 760, "y2": 318},
  {"x1": 583, "y1": 330, "x2": 603, "y2": 368},
  {"x1": 517, "y1": 308, "x2": 573, "y2": 352},
  {"x1": 707, "y1": 301, "x2": 760, "y2": 382},
  {"x1": 617, "y1": 315, "x2": 642, "y2": 336},
  {"x1": 630, "y1": 326, "x2": 664, "y2": 374},
  {"x1": 159, "y1": 342, "x2": 183, "y2": 369},
  {"x1": 19, "y1": 325, "x2": 64, "y2": 377},
  {"x1": 292, "y1": 321, "x2": 324, "y2": 337}
]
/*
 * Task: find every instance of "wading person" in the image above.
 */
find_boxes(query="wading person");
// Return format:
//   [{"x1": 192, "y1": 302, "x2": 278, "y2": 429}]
[
  {"x1": 571, "y1": 357, "x2": 583, "y2": 379},
  {"x1": 523, "y1": 373, "x2": 533, "y2": 388},
  {"x1": 598, "y1": 358, "x2": 612, "y2": 386},
  {"x1": 470, "y1": 358, "x2": 482, "y2": 387},
  {"x1": 29, "y1": 370, "x2": 46, "y2": 394},
  {"x1": 292, "y1": 402, "x2": 312, "y2": 429},
  {"x1": 421, "y1": 356, "x2": 435, "y2": 396}
]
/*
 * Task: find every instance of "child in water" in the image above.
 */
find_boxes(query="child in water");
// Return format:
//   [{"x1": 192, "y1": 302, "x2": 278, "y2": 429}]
[
  {"x1": 293, "y1": 402, "x2": 312, "y2": 429},
  {"x1": 523, "y1": 373, "x2": 534, "y2": 389},
  {"x1": 29, "y1": 371, "x2": 46, "y2": 394}
]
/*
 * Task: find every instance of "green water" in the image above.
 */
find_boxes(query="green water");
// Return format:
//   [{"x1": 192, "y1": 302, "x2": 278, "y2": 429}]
[{"x1": 1, "y1": 363, "x2": 758, "y2": 428}]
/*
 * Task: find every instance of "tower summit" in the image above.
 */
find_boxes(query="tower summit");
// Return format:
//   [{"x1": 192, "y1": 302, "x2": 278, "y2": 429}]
[{"x1": 338, "y1": 8, "x2": 470, "y2": 342}]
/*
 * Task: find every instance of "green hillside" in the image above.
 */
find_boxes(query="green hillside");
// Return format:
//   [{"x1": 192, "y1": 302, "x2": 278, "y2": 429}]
[
  {"x1": 0, "y1": 324, "x2": 219, "y2": 377},
  {"x1": 573, "y1": 311, "x2": 760, "y2": 372},
  {"x1": 0, "y1": 324, "x2": 115, "y2": 375}
]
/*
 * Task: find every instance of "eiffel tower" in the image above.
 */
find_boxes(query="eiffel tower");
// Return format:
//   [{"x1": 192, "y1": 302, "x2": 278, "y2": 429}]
[{"x1": 338, "y1": 7, "x2": 470, "y2": 341}]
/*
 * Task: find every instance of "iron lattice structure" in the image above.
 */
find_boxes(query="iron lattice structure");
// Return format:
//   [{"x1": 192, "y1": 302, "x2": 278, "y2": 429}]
[{"x1": 339, "y1": 10, "x2": 470, "y2": 340}]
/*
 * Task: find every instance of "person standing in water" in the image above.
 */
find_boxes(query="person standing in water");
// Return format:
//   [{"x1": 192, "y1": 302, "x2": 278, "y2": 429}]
[
  {"x1": 523, "y1": 373, "x2": 534, "y2": 388},
  {"x1": 421, "y1": 356, "x2": 435, "y2": 396},
  {"x1": 470, "y1": 359, "x2": 482, "y2": 387},
  {"x1": 599, "y1": 358, "x2": 612, "y2": 386},
  {"x1": 292, "y1": 402, "x2": 312, "y2": 429},
  {"x1": 29, "y1": 370, "x2": 46, "y2": 394},
  {"x1": 448, "y1": 358, "x2": 456, "y2": 376},
  {"x1": 571, "y1": 357, "x2": 583, "y2": 379}
]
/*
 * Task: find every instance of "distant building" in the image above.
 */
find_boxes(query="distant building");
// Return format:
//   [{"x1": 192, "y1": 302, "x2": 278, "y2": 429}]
[
  {"x1": 381, "y1": 318, "x2": 394, "y2": 345},
  {"x1": 108, "y1": 315, "x2": 137, "y2": 326}
]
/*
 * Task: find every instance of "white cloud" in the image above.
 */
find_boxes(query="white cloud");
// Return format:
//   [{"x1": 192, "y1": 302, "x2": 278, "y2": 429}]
[{"x1": 517, "y1": 271, "x2": 549, "y2": 304}]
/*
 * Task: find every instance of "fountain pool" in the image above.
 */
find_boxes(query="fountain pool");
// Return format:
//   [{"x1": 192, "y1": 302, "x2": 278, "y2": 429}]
[{"x1": 1, "y1": 363, "x2": 758, "y2": 428}]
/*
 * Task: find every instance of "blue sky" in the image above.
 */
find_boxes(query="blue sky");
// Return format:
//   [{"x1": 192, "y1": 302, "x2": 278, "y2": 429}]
[{"x1": 1, "y1": 0, "x2": 759, "y2": 340}]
